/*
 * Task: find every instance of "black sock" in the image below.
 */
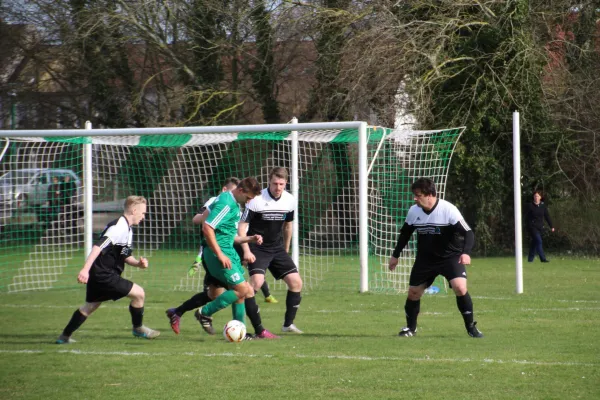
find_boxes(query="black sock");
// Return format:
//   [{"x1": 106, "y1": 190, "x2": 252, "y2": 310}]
[
  {"x1": 404, "y1": 299, "x2": 420, "y2": 331},
  {"x1": 260, "y1": 281, "x2": 271, "y2": 298},
  {"x1": 176, "y1": 292, "x2": 210, "y2": 316},
  {"x1": 284, "y1": 291, "x2": 301, "y2": 327},
  {"x1": 62, "y1": 309, "x2": 87, "y2": 337},
  {"x1": 244, "y1": 296, "x2": 264, "y2": 334},
  {"x1": 456, "y1": 292, "x2": 474, "y2": 326},
  {"x1": 129, "y1": 305, "x2": 144, "y2": 328}
]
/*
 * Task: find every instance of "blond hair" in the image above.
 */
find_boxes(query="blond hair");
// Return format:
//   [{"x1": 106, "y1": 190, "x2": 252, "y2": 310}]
[{"x1": 124, "y1": 196, "x2": 147, "y2": 213}]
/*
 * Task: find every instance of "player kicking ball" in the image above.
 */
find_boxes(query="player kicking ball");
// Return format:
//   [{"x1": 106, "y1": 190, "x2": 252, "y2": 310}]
[
  {"x1": 56, "y1": 196, "x2": 159, "y2": 344},
  {"x1": 194, "y1": 177, "x2": 272, "y2": 336}
]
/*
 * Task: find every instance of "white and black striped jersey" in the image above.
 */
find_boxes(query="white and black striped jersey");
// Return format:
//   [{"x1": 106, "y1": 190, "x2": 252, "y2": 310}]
[
  {"x1": 241, "y1": 188, "x2": 295, "y2": 249},
  {"x1": 199, "y1": 196, "x2": 217, "y2": 214},
  {"x1": 91, "y1": 216, "x2": 133, "y2": 276},
  {"x1": 392, "y1": 199, "x2": 474, "y2": 262}
]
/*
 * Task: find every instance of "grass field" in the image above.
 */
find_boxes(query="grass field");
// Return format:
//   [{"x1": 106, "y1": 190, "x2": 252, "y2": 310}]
[{"x1": 0, "y1": 257, "x2": 598, "y2": 399}]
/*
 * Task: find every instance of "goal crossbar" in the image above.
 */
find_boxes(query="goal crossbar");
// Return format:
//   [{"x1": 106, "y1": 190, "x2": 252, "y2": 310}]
[{"x1": 0, "y1": 122, "x2": 463, "y2": 294}]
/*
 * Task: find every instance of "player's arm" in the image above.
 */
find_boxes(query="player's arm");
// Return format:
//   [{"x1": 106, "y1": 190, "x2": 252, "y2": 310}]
[
  {"x1": 283, "y1": 209, "x2": 294, "y2": 253},
  {"x1": 77, "y1": 245, "x2": 102, "y2": 284},
  {"x1": 238, "y1": 221, "x2": 256, "y2": 264},
  {"x1": 192, "y1": 207, "x2": 209, "y2": 225},
  {"x1": 125, "y1": 254, "x2": 148, "y2": 269},
  {"x1": 454, "y1": 219, "x2": 474, "y2": 265},
  {"x1": 203, "y1": 222, "x2": 232, "y2": 269},
  {"x1": 283, "y1": 221, "x2": 293, "y2": 253},
  {"x1": 234, "y1": 234, "x2": 263, "y2": 245},
  {"x1": 389, "y1": 223, "x2": 416, "y2": 271},
  {"x1": 238, "y1": 202, "x2": 259, "y2": 264}
]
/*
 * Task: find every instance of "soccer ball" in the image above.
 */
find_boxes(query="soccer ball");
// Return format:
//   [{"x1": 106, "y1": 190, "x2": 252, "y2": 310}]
[{"x1": 223, "y1": 320, "x2": 246, "y2": 342}]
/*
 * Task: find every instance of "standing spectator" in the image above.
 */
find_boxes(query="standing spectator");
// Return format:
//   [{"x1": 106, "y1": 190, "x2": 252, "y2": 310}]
[
  {"x1": 60, "y1": 175, "x2": 77, "y2": 210},
  {"x1": 525, "y1": 190, "x2": 554, "y2": 263},
  {"x1": 46, "y1": 176, "x2": 62, "y2": 225},
  {"x1": 60, "y1": 175, "x2": 78, "y2": 235}
]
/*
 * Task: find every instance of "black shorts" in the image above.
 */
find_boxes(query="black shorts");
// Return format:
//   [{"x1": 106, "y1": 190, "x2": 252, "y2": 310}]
[
  {"x1": 86, "y1": 273, "x2": 134, "y2": 303},
  {"x1": 247, "y1": 245, "x2": 298, "y2": 280},
  {"x1": 408, "y1": 257, "x2": 466, "y2": 288}
]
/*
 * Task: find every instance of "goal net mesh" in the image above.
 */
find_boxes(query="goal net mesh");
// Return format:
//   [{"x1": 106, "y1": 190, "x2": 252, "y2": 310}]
[{"x1": 0, "y1": 127, "x2": 461, "y2": 293}]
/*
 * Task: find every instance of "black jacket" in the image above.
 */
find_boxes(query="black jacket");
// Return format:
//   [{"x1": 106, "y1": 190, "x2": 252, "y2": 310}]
[{"x1": 525, "y1": 201, "x2": 553, "y2": 232}]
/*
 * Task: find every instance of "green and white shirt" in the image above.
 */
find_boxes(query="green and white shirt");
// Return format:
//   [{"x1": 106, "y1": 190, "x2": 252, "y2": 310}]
[{"x1": 204, "y1": 191, "x2": 240, "y2": 251}]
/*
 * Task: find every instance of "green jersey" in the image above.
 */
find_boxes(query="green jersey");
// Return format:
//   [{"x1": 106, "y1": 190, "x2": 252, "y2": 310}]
[{"x1": 204, "y1": 191, "x2": 240, "y2": 251}]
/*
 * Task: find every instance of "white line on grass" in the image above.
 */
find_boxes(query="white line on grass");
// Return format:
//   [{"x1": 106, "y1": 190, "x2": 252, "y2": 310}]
[
  {"x1": 1, "y1": 304, "x2": 599, "y2": 315},
  {"x1": 0, "y1": 349, "x2": 596, "y2": 367}
]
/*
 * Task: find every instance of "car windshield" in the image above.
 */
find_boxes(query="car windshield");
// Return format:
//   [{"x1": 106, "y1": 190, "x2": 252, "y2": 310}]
[{"x1": 0, "y1": 171, "x2": 37, "y2": 186}]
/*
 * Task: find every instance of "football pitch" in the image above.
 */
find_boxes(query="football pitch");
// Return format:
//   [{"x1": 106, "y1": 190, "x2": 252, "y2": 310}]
[{"x1": 0, "y1": 257, "x2": 598, "y2": 399}]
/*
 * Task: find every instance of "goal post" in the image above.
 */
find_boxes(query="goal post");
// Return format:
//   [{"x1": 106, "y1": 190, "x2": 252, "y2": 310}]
[{"x1": 0, "y1": 122, "x2": 463, "y2": 294}]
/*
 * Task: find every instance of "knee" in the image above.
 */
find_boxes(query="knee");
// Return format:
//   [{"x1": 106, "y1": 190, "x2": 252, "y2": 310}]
[
  {"x1": 236, "y1": 284, "x2": 253, "y2": 300},
  {"x1": 286, "y1": 274, "x2": 303, "y2": 292},
  {"x1": 407, "y1": 287, "x2": 423, "y2": 300},
  {"x1": 207, "y1": 286, "x2": 221, "y2": 300},
  {"x1": 251, "y1": 275, "x2": 264, "y2": 290},
  {"x1": 129, "y1": 285, "x2": 145, "y2": 303},
  {"x1": 451, "y1": 282, "x2": 468, "y2": 296},
  {"x1": 80, "y1": 303, "x2": 100, "y2": 316}
]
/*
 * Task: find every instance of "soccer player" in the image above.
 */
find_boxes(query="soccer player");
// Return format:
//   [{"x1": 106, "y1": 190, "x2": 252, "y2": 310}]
[
  {"x1": 188, "y1": 178, "x2": 278, "y2": 303},
  {"x1": 194, "y1": 177, "x2": 267, "y2": 333},
  {"x1": 238, "y1": 167, "x2": 303, "y2": 334},
  {"x1": 388, "y1": 178, "x2": 483, "y2": 338},
  {"x1": 56, "y1": 196, "x2": 160, "y2": 344},
  {"x1": 166, "y1": 178, "x2": 278, "y2": 338}
]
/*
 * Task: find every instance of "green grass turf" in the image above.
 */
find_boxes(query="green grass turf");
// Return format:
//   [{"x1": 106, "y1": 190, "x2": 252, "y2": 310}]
[{"x1": 0, "y1": 257, "x2": 598, "y2": 399}]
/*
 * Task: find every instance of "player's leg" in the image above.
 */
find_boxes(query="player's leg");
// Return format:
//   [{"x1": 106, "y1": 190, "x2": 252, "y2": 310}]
[
  {"x1": 235, "y1": 242, "x2": 275, "y2": 305},
  {"x1": 268, "y1": 251, "x2": 303, "y2": 333},
  {"x1": 246, "y1": 246, "x2": 273, "y2": 292},
  {"x1": 56, "y1": 301, "x2": 102, "y2": 344},
  {"x1": 192, "y1": 284, "x2": 226, "y2": 335},
  {"x1": 400, "y1": 263, "x2": 435, "y2": 337},
  {"x1": 250, "y1": 273, "x2": 266, "y2": 294},
  {"x1": 197, "y1": 249, "x2": 247, "y2": 331},
  {"x1": 243, "y1": 249, "x2": 279, "y2": 338},
  {"x1": 399, "y1": 283, "x2": 427, "y2": 336},
  {"x1": 243, "y1": 269, "x2": 279, "y2": 339},
  {"x1": 261, "y1": 280, "x2": 278, "y2": 303},
  {"x1": 281, "y1": 272, "x2": 303, "y2": 333},
  {"x1": 166, "y1": 260, "x2": 220, "y2": 334},
  {"x1": 198, "y1": 279, "x2": 246, "y2": 320},
  {"x1": 230, "y1": 281, "x2": 256, "y2": 322},
  {"x1": 57, "y1": 276, "x2": 117, "y2": 344},
  {"x1": 445, "y1": 260, "x2": 483, "y2": 338},
  {"x1": 127, "y1": 282, "x2": 160, "y2": 339}
]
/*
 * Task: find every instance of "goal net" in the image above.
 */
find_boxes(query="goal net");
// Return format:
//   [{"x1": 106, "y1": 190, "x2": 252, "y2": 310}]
[{"x1": 0, "y1": 124, "x2": 462, "y2": 293}]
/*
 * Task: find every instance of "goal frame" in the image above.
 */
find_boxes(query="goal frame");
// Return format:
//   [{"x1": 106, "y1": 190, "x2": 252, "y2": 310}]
[{"x1": 0, "y1": 120, "x2": 372, "y2": 291}]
